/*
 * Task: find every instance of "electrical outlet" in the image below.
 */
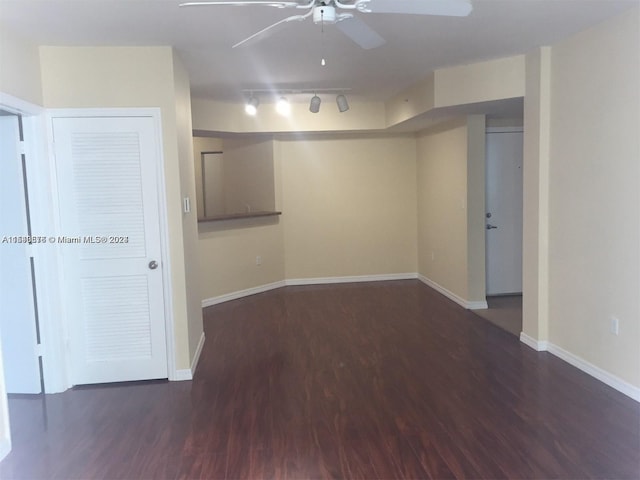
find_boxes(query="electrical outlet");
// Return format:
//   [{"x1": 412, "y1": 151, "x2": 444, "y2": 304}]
[
  {"x1": 256, "y1": 255, "x2": 262, "y2": 266},
  {"x1": 610, "y1": 317, "x2": 619, "y2": 336}
]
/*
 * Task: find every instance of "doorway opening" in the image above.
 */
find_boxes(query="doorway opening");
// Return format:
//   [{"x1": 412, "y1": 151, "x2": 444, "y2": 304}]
[{"x1": 477, "y1": 126, "x2": 524, "y2": 336}]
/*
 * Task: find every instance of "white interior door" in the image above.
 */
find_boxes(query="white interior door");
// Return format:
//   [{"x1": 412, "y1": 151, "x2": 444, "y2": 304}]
[
  {"x1": 0, "y1": 114, "x2": 41, "y2": 394},
  {"x1": 485, "y1": 129, "x2": 523, "y2": 295},
  {"x1": 53, "y1": 115, "x2": 167, "y2": 385}
]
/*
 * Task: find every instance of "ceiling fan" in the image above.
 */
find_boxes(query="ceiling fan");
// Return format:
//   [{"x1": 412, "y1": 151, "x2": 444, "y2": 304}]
[{"x1": 179, "y1": 0, "x2": 473, "y2": 49}]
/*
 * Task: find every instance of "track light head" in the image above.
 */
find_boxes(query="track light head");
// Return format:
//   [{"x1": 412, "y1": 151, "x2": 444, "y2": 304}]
[
  {"x1": 244, "y1": 96, "x2": 259, "y2": 116},
  {"x1": 276, "y1": 96, "x2": 291, "y2": 116},
  {"x1": 309, "y1": 95, "x2": 321, "y2": 113},
  {"x1": 336, "y1": 94, "x2": 349, "y2": 113}
]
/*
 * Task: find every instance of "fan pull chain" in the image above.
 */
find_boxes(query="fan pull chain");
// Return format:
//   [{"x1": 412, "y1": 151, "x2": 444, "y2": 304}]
[{"x1": 320, "y1": 8, "x2": 326, "y2": 66}]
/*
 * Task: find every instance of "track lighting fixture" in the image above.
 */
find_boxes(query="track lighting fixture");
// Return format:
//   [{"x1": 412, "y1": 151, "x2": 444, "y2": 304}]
[
  {"x1": 241, "y1": 89, "x2": 351, "y2": 116},
  {"x1": 244, "y1": 95, "x2": 259, "y2": 116},
  {"x1": 309, "y1": 94, "x2": 321, "y2": 113},
  {"x1": 336, "y1": 94, "x2": 349, "y2": 113},
  {"x1": 276, "y1": 96, "x2": 291, "y2": 116}
]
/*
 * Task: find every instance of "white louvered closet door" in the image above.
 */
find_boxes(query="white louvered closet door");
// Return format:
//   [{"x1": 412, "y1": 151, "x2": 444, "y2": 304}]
[{"x1": 53, "y1": 116, "x2": 167, "y2": 385}]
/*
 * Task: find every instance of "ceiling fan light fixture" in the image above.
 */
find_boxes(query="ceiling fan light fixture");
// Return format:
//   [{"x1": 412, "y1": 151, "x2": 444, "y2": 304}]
[
  {"x1": 313, "y1": 5, "x2": 336, "y2": 24},
  {"x1": 276, "y1": 96, "x2": 291, "y2": 116},
  {"x1": 309, "y1": 94, "x2": 321, "y2": 113},
  {"x1": 244, "y1": 95, "x2": 259, "y2": 116},
  {"x1": 336, "y1": 94, "x2": 349, "y2": 113}
]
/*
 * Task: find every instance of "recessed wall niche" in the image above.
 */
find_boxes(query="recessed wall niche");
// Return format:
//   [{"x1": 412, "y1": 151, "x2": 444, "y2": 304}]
[{"x1": 194, "y1": 136, "x2": 278, "y2": 222}]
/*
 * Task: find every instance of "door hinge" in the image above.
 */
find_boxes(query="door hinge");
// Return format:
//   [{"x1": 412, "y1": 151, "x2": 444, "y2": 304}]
[
  {"x1": 35, "y1": 343, "x2": 44, "y2": 358},
  {"x1": 19, "y1": 140, "x2": 26, "y2": 155}
]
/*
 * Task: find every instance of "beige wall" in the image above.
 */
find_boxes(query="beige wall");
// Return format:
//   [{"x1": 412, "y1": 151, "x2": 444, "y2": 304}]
[
  {"x1": 197, "y1": 134, "x2": 418, "y2": 300},
  {"x1": 416, "y1": 115, "x2": 486, "y2": 305},
  {"x1": 0, "y1": 26, "x2": 43, "y2": 106},
  {"x1": 192, "y1": 98, "x2": 387, "y2": 134},
  {"x1": 40, "y1": 46, "x2": 196, "y2": 370},
  {"x1": 385, "y1": 74, "x2": 435, "y2": 127},
  {"x1": 434, "y1": 55, "x2": 525, "y2": 108},
  {"x1": 279, "y1": 135, "x2": 418, "y2": 280},
  {"x1": 466, "y1": 115, "x2": 487, "y2": 303},
  {"x1": 547, "y1": 9, "x2": 640, "y2": 386},
  {"x1": 417, "y1": 119, "x2": 470, "y2": 299},
  {"x1": 199, "y1": 218, "x2": 285, "y2": 299},
  {"x1": 522, "y1": 47, "x2": 551, "y2": 342},
  {"x1": 172, "y1": 52, "x2": 204, "y2": 365}
]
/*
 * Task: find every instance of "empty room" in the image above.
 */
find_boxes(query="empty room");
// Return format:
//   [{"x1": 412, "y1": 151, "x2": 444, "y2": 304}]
[{"x1": 0, "y1": 0, "x2": 638, "y2": 478}]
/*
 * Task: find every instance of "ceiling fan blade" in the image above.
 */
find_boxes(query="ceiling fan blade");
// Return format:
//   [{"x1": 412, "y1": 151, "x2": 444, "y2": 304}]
[
  {"x1": 179, "y1": 1, "x2": 300, "y2": 8},
  {"x1": 335, "y1": 16, "x2": 385, "y2": 50},
  {"x1": 358, "y1": 0, "x2": 472, "y2": 17},
  {"x1": 232, "y1": 12, "x2": 310, "y2": 48}
]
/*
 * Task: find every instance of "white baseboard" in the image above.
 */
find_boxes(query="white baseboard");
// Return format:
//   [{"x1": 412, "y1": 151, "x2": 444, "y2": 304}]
[
  {"x1": 202, "y1": 275, "x2": 417, "y2": 308},
  {"x1": 467, "y1": 300, "x2": 490, "y2": 310},
  {"x1": 190, "y1": 331, "x2": 206, "y2": 375},
  {"x1": 519, "y1": 332, "x2": 549, "y2": 351},
  {"x1": 285, "y1": 273, "x2": 417, "y2": 286},
  {"x1": 202, "y1": 280, "x2": 286, "y2": 308},
  {"x1": 172, "y1": 331, "x2": 206, "y2": 382},
  {"x1": 417, "y1": 274, "x2": 488, "y2": 310},
  {"x1": 202, "y1": 274, "x2": 486, "y2": 311},
  {"x1": 173, "y1": 369, "x2": 192, "y2": 381},
  {"x1": 0, "y1": 437, "x2": 11, "y2": 462},
  {"x1": 546, "y1": 343, "x2": 640, "y2": 403},
  {"x1": 520, "y1": 334, "x2": 640, "y2": 402}
]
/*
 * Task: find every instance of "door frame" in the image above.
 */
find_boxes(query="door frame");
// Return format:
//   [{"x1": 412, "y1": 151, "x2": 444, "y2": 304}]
[
  {"x1": 0, "y1": 92, "x2": 66, "y2": 394},
  {"x1": 46, "y1": 108, "x2": 177, "y2": 388}
]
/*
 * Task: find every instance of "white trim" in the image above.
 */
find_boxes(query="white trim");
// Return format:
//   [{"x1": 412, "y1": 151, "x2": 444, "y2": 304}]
[
  {"x1": 285, "y1": 273, "x2": 417, "y2": 286},
  {"x1": 0, "y1": 437, "x2": 11, "y2": 463},
  {"x1": 519, "y1": 334, "x2": 640, "y2": 402},
  {"x1": 149, "y1": 110, "x2": 178, "y2": 383},
  {"x1": 202, "y1": 280, "x2": 286, "y2": 308},
  {"x1": 47, "y1": 107, "x2": 163, "y2": 119},
  {"x1": 519, "y1": 332, "x2": 549, "y2": 351},
  {"x1": 190, "y1": 332, "x2": 206, "y2": 376},
  {"x1": 486, "y1": 126, "x2": 524, "y2": 134},
  {"x1": 467, "y1": 300, "x2": 490, "y2": 310},
  {"x1": 201, "y1": 274, "x2": 417, "y2": 308},
  {"x1": 546, "y1": 343, "x2": 640, "y2": 403},
  {"x1": 417, "y1": 275, "x2": 488, "y2": 310},
  {"x1": 0, "y1": 92, "x2": 43, "y2": 115},
  {"x1": 0, "y1": 94, "x2": 70, "y2": 393},
  {"x1": 174, "y1": 369, "x2": 192, "y2": 381},
  {"x1": 202, "y1": 274, "x2": 491, "y2": 310}
]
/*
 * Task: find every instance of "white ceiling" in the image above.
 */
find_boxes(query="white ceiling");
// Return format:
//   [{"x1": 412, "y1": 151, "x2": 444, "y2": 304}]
[{"x1": 1, "y1": 0, "x2": 637, "y2": 103}]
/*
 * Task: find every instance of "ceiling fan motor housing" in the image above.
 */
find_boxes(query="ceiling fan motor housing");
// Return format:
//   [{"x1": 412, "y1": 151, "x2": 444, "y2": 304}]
[{"x1": 313, "y1": 5, "x2": 337, "y2": 24}]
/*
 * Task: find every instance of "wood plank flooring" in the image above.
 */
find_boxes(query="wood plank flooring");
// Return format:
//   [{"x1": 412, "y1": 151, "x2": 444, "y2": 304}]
[{"x1": 1, "y1": 280, "x2": 638, "y2": 479}]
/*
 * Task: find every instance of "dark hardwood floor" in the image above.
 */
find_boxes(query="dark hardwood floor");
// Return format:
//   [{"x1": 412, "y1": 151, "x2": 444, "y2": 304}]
[{"x1": 1, "y1": 280, "x2": 638, "y2": 479}]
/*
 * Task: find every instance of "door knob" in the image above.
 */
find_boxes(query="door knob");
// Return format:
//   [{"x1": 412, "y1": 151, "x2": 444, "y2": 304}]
[
  {"x1": 148, "y1": 260, "x2": 158, "y2": 270},
  {"x1": 486, "y1": 224, "x2": 498, "y2": 230}
]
